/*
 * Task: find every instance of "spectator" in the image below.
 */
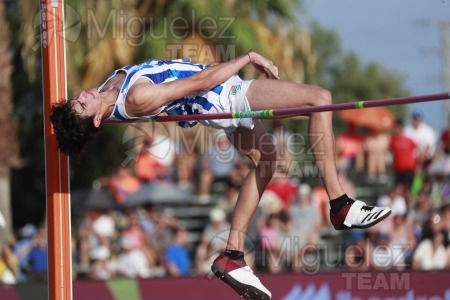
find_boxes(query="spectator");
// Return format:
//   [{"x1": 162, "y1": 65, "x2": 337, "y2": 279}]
[
  {"x1": 388, "y1": 211, "x2": 416, "y2": 270},
  {"x1": 77, "y1": 209, "x2": 115, "y2": 276},
  {"x1": 123, "y1": 212, "x2": 148, "y2": 249},
  {"x1": 374, "y1": 184, "x2": 410, "y2": 235},
  {"x1": 372, "y1": 233, "x2": 393, "y2": 271},
  {"x1": 77, "y1": 210, "x2": 116, "y2": 274},
  {"x1": 122, "y1": 212, "x2": 159, "y2": 268},
  {"x1": 29, "y1": 226, "x2": 48, "y2": 281},
  {"x1": 266, "y1": 166, "x2": 297, "y2": 209},
  {"x1": 0, "y1": 242, "x2": 18, "y2": 284},
  {"x1": 336, "y1": 122, "x2": 365, "y2": 174},
  {"x1": 428, "y1": 113, "x2": 450, "y2": 176},
  {"x1": 404, "y1": 109, "x2": 437, "y2": 168},
  {"x1": 287, "y1": 184, "x2": 321, "y2": 272},
  {"x1": 117, "y1": 237, "x2": 152, "y2": 278},
  {"x1": 92, "y1": 211, "x2": 115, "y2": 242},
  {"x1": 108, "y1": 166, "x2": 141, "y2": 204},
  {"x1": 290, "y1": 184, "x2": 321, "y2": 246},
  {"x1": 427, "y1": 117, "x2": 450, "y2": 174},
  {"x1": 413, "y1": 230, "x2": 448, "y2": 270},
  {"x1": 362, "y1": 128, "x2": 390, "y2": 182},
  {"x1": 421, "y1": 210, "x2": 445, "y2": 242},
  {"x1": 135, "y1": 137, "x2": 165, "y2": 182},
  {"x1": 390, "y1": 119, "x2": 419, "y2": 189},
  {"x1": 260, "y1": 213, "x2": 284, "y2": 274},
  {"x1": 175, "y1": 135, "x2": 200, "y2": 190},
  {"x1": 409, "y1": 190, "x2": 432, "y2": 240},
  {"x1": 196, "y1": 207, "x2": 230, "y2": 275},
  {"x1": 345, "y1": 232, "x2": 373, "y2": 271},
  {"x1": 148, "y1": 210, "x2": 178, "y2": 263},
  {"x1": 166, "y1": 227, "x2": 191, "y2": 277},
  {"x1": 13, "y1": 224, "x2": 36, "y2": 282},
  {"x1": 202, "y1": 134, "x2": 241, "y2": 196},
  {"x1": 89, "y1": 246, "x2": 115, "y2": 280},
  {"x1": 136, "y1": 206, "x2": 157, "y2": 237}
]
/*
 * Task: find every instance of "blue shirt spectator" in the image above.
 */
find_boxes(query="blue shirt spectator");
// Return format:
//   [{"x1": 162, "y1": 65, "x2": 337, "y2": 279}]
[
  {"x1": 166, "y1": 228, "x2": 190, "y2": 276},
  {"x1": 13, "y1": 224, "x2": 37, "y2": 282},
  {"x1": 28, "y1": 227, "x2": 48, "y2": 280}
]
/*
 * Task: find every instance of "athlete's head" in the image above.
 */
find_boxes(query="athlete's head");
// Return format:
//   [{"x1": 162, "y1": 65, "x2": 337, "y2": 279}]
[{"x1": 49, "y1": 89, "x2": 103, "y2": 160}]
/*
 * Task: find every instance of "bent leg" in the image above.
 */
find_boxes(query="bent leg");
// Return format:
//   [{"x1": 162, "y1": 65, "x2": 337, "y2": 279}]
[
  {"x1": 245, "y1": 79, "x2": 344, "y2": 199},
  {"x1": 227, "y1": 120, "x2": 277, "y2": 251}
]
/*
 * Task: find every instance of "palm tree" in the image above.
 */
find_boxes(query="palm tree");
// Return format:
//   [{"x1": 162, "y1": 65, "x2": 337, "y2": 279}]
[
  {"x1": 133, "y1": 0, "x2": 317, "y2": 83},
  {"x1": 64, "y1": 0, "x2": 142, "y2": 91}
]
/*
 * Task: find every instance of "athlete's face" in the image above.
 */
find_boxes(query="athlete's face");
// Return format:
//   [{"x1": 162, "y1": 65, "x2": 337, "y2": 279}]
[{"x1": 71, "y1": 88, "x2": 101, "y2": 117}]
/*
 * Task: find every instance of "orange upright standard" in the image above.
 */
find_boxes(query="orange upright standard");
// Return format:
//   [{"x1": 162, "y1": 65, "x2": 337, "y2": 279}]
[{"x1": 40, "y1": 0, "x2": 72, "y2": 299}]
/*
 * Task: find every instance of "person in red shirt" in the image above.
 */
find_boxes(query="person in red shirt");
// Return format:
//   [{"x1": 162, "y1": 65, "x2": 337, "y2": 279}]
[
  {"x1": 390, "y1": 119, "x2": 418, "y2": 189},
  {"x1": 266, "y1": 166, "x2": 297, "y2": 209}
]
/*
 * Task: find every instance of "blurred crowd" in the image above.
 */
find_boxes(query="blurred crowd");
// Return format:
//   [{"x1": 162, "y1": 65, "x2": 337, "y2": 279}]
[{"x1": 1, "y1": 111, "x2": 450, "y2": 284}]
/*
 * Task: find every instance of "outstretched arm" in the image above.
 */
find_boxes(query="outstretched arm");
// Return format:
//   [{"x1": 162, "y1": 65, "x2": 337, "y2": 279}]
[{"x1": 127, "y1": 52, "x2": 279, "y2": 116}]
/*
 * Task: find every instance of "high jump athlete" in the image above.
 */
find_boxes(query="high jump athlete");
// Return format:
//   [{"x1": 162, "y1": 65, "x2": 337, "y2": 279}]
[{"x1": 50, "y1": 51, "x2": 391, "y2": 300}]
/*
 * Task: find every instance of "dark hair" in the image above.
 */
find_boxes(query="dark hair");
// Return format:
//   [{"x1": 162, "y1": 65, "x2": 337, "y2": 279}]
[{"x1": 49, "y1": 101, "x2": 100, "y2": 161}]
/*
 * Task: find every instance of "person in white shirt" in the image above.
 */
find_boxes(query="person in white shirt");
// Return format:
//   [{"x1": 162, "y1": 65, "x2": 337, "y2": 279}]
[
  {"x1": 117, "y1": 237, "x2": 152, "y2": 278},
  {"x1": 413, "y1": 231, "x2": 447, "y2": 270},
  {"x1": 404, "y1": 110, "x2": 437, "y2": 165}
]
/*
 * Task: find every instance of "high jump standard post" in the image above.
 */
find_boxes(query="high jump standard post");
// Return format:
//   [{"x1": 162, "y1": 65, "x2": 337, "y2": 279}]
[{"x1": 40, "y1": 1, "x2": 72, "y2": 299}]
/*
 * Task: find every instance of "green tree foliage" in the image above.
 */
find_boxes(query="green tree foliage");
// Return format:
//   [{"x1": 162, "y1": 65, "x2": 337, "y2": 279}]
[{"x1": 309, "y1": 22, "x2": 408, "y2": 133}]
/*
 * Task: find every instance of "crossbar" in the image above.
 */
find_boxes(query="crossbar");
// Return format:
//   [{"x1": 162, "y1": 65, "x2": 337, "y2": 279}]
[{"x1": 103, "y1": 92, "x2": 449, "y2": 123}]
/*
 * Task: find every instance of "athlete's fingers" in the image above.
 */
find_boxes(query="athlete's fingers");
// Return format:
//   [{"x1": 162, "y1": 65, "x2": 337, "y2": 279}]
[
  {"x1": 268, "y1": 65, "x2": 279, "y2": 80},
  {"x1": 272, "y1": 66, "x2": 280, "y2": 79}
]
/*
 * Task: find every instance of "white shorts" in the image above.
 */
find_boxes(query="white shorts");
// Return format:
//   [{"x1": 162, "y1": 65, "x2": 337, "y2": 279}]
[{"x1": 199, "y1": 75, "x2": 254, "y2": 134}]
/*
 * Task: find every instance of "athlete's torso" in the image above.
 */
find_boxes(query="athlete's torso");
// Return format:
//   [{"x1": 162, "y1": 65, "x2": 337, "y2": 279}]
[{"x1": 99, "y1": 59, "x2": 224, "y2": 128}]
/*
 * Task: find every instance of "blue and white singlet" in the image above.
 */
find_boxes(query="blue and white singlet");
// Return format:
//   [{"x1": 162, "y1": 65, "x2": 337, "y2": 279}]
[{"x1": 99, "y1": 58, "x2": 254, "y2": 133}]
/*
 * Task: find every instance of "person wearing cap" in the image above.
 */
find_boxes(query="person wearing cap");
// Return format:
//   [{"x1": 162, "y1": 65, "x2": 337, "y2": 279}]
[
  {"x1": 117, "y1": 236, "x2": 153, "y2": 278},
  {"x1": 13, "y1": 224, "x2": 37, "y2": 282},
  {"x1": 404, "y1": 109, "x2": 437, "y2": 167},
  {"x1": 89, "y1": 246, "x2": 115, "y2": 280}
]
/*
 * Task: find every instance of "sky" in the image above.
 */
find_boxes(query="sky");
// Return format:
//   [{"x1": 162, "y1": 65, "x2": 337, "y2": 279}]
[{"x1": 303, "y1": 0, "x2": 449, "y2": 132}]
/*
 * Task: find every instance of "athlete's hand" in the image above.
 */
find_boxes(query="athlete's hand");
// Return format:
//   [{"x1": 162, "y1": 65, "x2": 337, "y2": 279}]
[{"x1": 247, "y1": 52, "x2": 280, "y2": 80}]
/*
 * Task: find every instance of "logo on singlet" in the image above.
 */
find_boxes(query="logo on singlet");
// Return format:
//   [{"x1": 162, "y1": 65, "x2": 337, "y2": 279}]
[{"x1": 229, "y1": 84, "x2": 241, "y2": 95}]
